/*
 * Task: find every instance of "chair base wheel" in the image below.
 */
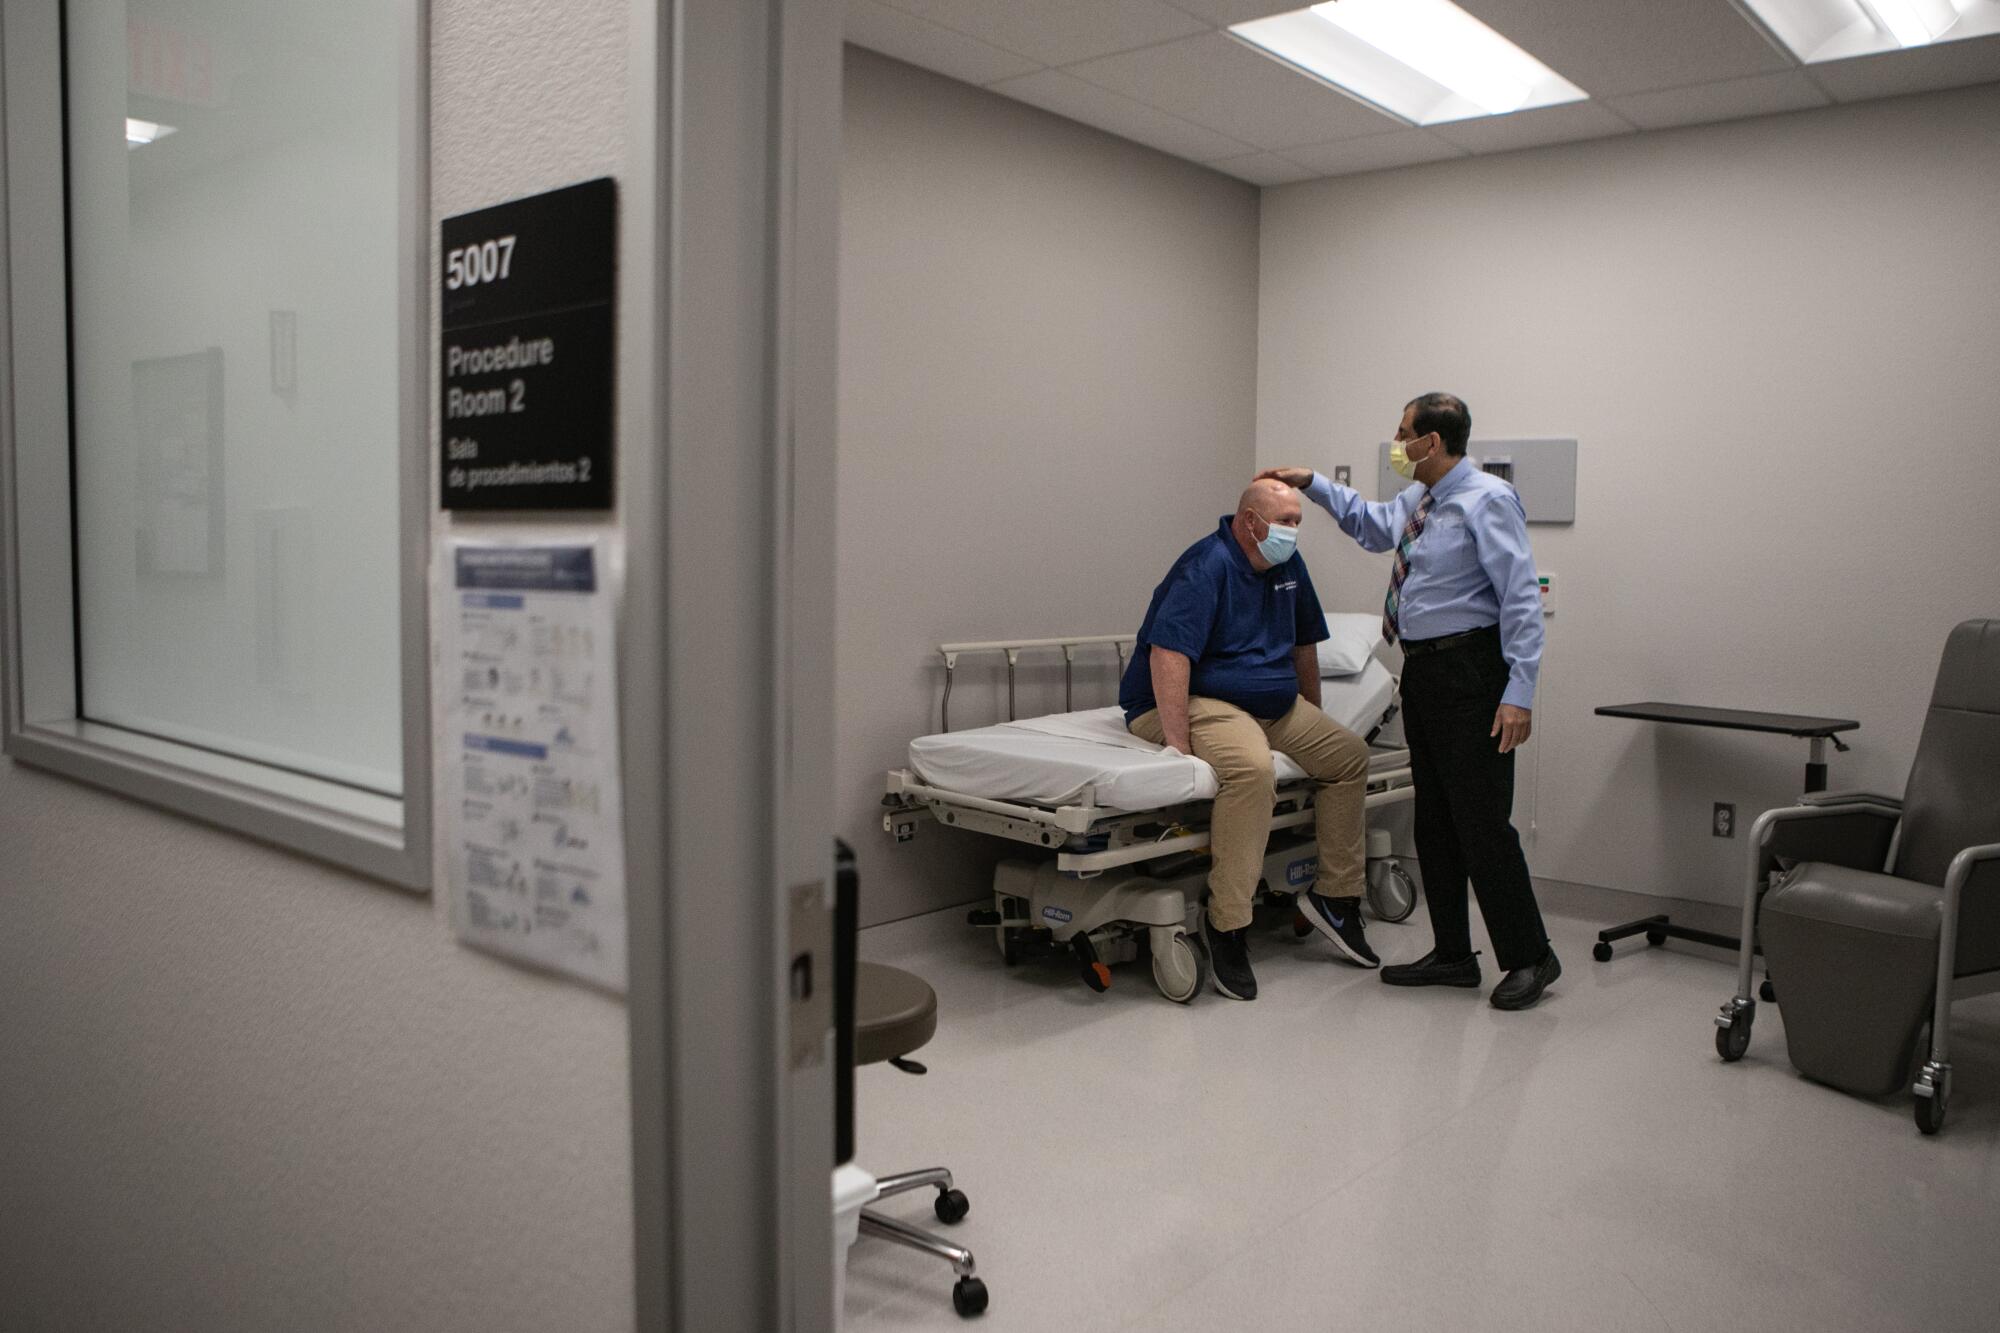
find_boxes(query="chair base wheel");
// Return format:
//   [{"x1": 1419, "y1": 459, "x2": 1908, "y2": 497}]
[
  {"x1": 1916, "y1": 1091, "x2": 1948, "y2": 1136},
  {"x1": 1759, "y1": 979, "x2": 1776, "y2": 1003},
  {"x1": 934, "y1": 1187, "x2": 969, "y2": 1225},
  {"x1": 952, "y1": 1276, "x2": 989, "y2": 1317},
  {"x1": 1592, "y1": 941, "x2": 1614, "y2": 963}
]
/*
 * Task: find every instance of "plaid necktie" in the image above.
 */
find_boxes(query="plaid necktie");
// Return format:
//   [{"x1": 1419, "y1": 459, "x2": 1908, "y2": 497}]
[{"x1": 1382, "y1": 489, "x2": 1436, "y2": 644}]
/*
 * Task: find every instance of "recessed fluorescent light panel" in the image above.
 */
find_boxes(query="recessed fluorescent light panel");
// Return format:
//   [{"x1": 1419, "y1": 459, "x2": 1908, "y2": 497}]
[
  {"x1": 1738, "y1": 0, "x2": 2000, "y2": 64},
  {"x1": 1229, "y1": 1, "x2": 1587, "y2": 126},
  {"x1": 125, "y1": 117, "x2": 177, "y2": 149}
]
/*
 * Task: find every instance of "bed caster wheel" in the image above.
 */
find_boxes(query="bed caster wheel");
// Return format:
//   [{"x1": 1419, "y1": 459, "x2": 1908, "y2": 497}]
[
  {"x1": 1645, "y1": 930, "x2": 1666, "y2": 948},
  {"x1": 1915, "y1": 1090, "x2": 1947, "y2": 1136},
  {"x1": 1292, "y1": 909, "x2": 1313, "y2": 938},
  {"x1": 1366, "y1": 861, "x2": 1418, "y2": 924},
  {"x1": 1715, "y1": 1007, "x2": 1753, "y2": 1062},
  {"x1": 1759, "y1": 979, "x2": 1777, "y2": 1003},
  {"x1": 934, "y1": 1187, "x2": 970, "y2": 1224},
  {"x1": 952, "y1": 1276, "x2": 989, "y2": 1317},
  {"x1": 1592, "y1": 941, "x2": 1614, "y2": 963},
  {"x1": 1150, "y1": 930, "x2": 1206, "y2": 1005}
]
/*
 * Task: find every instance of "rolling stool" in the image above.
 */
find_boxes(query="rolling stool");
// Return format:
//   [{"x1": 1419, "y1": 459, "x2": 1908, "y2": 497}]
[{"x1": 852, "y1": 961, "x2": 988, "y2": 1318}]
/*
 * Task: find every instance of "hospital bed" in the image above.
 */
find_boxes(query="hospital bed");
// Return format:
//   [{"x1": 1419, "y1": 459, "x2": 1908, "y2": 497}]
[{"x1": 882, "y1": 622, "x2": 1419, "y2": 1003}]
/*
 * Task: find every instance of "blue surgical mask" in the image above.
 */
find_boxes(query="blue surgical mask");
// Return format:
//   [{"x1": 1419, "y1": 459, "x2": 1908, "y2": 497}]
[{"x1": 1256, "y1": 522, "x2": 1298, "y2": 566}]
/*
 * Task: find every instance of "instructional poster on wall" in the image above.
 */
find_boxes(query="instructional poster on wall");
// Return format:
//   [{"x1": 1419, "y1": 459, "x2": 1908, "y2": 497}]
[{"x1": 444, "y1": 538, "x2": 626, "y2": 991}]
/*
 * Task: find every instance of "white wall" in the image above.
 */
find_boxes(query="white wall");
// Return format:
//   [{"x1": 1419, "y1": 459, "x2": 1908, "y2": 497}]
[
  {"x1": 1257, "y1": 85, "x2": 2000, "y2": 907},
  {"x1": 0, "y1": 3, "x2": 638, "y2": 1330},
  {"x1": 836, "y1": 47, "x2": 1261, "y2": 926}
]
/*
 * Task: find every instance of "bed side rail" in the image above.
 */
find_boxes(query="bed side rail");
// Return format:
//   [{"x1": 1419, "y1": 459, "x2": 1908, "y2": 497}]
[{"x1": 936, "y1": 635, "x2": 1137, "y2": 731}]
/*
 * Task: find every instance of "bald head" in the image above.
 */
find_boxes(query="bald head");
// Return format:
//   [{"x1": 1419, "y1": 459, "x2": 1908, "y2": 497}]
[
  {"x1": 1232, "y1": 477, "x2": 1303, "y2": 570},
  {"x1": 1239, "y1": 478, "x2": 1297, "y2": 522}
]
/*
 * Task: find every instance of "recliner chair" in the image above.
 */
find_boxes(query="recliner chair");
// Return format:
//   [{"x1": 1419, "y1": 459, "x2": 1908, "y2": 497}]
[{"x1": 1714, "y1": 619, "x2": 2000, "y2": 1134}]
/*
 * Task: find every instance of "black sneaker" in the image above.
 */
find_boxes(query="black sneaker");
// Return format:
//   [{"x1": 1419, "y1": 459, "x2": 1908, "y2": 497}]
[
  {"x1": 1380, "y1": 948, "x2": 1482, "y2": 988},
  {"x1": 1201, "y1": 914, "x2": 1257, "y2": 1001},
  {"x1": 1489, "y1": 949, "x2": 1561, "y2": 1010},
  {"x1": 1297, "y1": 891, "x2": 1379, "y2": 968}
]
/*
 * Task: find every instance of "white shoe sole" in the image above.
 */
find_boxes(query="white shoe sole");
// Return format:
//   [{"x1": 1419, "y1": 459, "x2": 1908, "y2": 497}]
[{"x1": 1297, "y1": 892, "x2": 1380, "y2": 969}]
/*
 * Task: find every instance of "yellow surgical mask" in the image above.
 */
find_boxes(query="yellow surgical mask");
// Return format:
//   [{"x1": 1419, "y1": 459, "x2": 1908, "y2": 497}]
[{"x1": 1389, "y1": 433, "x2": 1433, "y2": 480}]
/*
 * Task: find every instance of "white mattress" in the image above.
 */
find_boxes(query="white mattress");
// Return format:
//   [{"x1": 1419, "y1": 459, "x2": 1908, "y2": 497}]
[{"x1": 907, "y1": 657, "x2": 1397, "y2": 812}]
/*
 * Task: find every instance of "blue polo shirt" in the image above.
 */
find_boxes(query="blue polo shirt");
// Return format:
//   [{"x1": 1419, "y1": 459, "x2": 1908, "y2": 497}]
[{"x1": 1120, "y1": 516, "x2": 1329, "y2": 723}]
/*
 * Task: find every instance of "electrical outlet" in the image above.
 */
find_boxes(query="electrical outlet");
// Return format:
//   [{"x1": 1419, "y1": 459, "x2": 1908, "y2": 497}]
[
  {"x1": 1333, "y1": 465, "x2": 1352, "y2": 485},
  {"x1": 1713, "y1": 802, "x2": 1736, "y2": 838}
]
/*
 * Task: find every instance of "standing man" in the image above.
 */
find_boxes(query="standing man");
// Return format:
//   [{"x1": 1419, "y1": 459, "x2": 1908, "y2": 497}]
[
  {"x1": 1262, "y1": 392, "x2": 1561, "y2": 1010},
  {"x1": 1121, "y1": 479, "x2": 1377, "y2": 1002}
]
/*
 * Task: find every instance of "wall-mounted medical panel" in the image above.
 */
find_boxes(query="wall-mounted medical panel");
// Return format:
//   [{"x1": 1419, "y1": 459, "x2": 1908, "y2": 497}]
[{"x1": 1377, "y1": 437, "x2": 1576, "y2": 523}]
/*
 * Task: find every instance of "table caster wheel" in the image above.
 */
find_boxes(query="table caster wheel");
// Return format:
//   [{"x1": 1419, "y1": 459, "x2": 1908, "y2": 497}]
[
  {"x1": 1916, "y1": 1090, "x2": 1948, "y2": 1136},
  {"x1": 1592, "y1": 942, "x2": 1614, "y2": 963},
  {"x1": 1716, "y1": 1009, "x2": 1752, "y2": 1062},
  {"x1": 935, "y1": 1187, "x2": 970, "y2": 1225},
  {"x1": 1759, "y1": 979, "x2": 1776, "y2": 1003},
  {"x1": 952, "y1": 1276, "x2": 989, "y2": 1317},
  {"x1": 1645, "y1": 930, "x2": 1666, "y2": 948}
]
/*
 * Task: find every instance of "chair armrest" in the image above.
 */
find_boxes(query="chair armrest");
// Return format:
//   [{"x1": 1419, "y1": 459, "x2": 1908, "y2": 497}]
[
  {"x1": 1945, "y1": 844, "x2": 2000, "y2": 977},
  {"x1": 1800, "y1": 790, "x2": 1902, "y2": 812},
  {"x1": 1754, "y1": 802, "x2": 1902, "y2": 878}
]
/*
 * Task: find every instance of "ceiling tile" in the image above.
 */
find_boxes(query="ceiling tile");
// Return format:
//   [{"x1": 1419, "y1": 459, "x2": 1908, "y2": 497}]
[
  {"x1": 885, "y1": 0, "x2": 1208, "y2": 67},
  {"x1": 1607, "y1": 70, "x2": 1828, "y2": 130},
  {"x1": 1064, "y1": 32, "x2": 1403, "y2": 150},
  {"x1": 1282, "y1": 128, "x2": 1468, "y2": 178},
  {"x1": 845, "y1": 0, "x2": 1041, "y2": 86},
  {"x1": 1160, "y1": 0, "x2": 1300, "y2": 22},
  {"x1": 990, "y1": 69, "x2": 1256, "y2": 161},
  {"x1": 1810, "y1": 33, "x2": 2000, "y2": 104},
  {"x1": 1208, "y1": 151, "x2": 1317, "y2": 186},
  {"x1": 1455, "y1": 0, "x2": 1793, "y2": 97},
  {"x1": 1428, "y1": 99, "x2": 1636, "y2": 154}
]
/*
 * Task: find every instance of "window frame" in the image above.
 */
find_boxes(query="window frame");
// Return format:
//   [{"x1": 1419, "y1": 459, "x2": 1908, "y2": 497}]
[{"x1": 0, "y1": 0, "x2": 432, "y2": 889}]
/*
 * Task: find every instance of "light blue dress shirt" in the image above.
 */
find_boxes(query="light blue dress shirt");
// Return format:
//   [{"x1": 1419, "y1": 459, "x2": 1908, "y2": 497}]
[{"x1": 1303, "y1": 459, "x2": 1544, "y2": 710}]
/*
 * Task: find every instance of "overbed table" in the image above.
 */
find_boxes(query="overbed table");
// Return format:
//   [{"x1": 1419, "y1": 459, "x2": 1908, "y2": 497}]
[{"x1": 1589, "y1": 702, "x2": 1860, "y2": 963}]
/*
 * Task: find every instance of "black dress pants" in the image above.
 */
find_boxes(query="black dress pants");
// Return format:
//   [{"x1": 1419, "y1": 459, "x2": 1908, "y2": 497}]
[{"x1": 1398, "y1": 626, "x2": 1550, "y2": 972}]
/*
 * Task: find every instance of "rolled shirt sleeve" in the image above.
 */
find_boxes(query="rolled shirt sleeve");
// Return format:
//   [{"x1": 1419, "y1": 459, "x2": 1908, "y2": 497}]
[{"x1": 1470, "y1": 489, "x2": 1544, "y2": 710}]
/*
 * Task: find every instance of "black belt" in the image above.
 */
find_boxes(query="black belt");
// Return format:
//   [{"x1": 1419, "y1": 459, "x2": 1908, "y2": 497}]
[{"x1": 1398, "y1": 624, "x2": 1499, "y2": 658}]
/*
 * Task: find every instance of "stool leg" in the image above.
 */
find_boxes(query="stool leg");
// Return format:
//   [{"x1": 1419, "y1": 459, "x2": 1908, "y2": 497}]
[{"x1": 859, "y1": 1209, "x2": 977, "y2": 1280}]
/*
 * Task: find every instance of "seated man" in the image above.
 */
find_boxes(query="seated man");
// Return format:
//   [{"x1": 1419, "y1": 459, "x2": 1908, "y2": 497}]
[{"x1": 1120, "y1": 479, "x2": 1375, "y2": 1001}]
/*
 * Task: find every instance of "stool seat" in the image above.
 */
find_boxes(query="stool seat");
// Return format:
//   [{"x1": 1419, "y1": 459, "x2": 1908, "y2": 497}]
[{"x1": 856, "y1": 962, "x2": 936, "y2": 1066}]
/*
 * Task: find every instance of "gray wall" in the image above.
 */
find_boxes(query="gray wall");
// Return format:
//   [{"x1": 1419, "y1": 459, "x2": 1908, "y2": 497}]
[
  {"x1": 1257, "y1": 85, "x2": 2000, "y2": 908},
  {"x1": 0, "y1": 3, "x2": 637, "y2": 1330},
  {"x1": 837, "y1": 47, "x2": 1261, "y2": 926}
]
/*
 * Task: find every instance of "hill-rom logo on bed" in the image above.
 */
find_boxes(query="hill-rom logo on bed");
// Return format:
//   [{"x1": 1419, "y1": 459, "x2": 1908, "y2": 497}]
[
  {"x1": 1286, "y1": 858, "x2": 1316, "y2": 887},
  {"x1": 1042, "y1": 905, "x2": 1073, "y2": 925}
]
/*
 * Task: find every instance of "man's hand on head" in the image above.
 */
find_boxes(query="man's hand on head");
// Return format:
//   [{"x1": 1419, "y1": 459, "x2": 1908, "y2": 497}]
[
  {"x1": 1256, "y1": 467, "x2": 1314, "y2": 489},
  {"x1": 1492, "y1": 704, "x2": 1532, "y2": 754}
]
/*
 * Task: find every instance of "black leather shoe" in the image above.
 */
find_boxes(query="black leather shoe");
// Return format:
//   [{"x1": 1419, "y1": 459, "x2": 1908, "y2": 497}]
[
  {"x1": 1380, "y1": 948, "x2": 1481, "y2": 988},
  {"x1": 1201, "y1": 914, "x2": 1258, "y2": 1001},
  {"x1": 1489, "y1": 949, "x2": 1562, "y2": 1010}
]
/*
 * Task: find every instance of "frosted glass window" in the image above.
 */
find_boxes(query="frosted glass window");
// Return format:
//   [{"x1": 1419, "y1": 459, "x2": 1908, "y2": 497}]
[{"x1": 63, "y1": 2, "x2": 405, "y2": 795}]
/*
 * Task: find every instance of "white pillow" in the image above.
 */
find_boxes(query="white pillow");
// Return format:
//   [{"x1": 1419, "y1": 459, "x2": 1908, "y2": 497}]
[{"x1": 1315, "y1": 612, "x2": 1383, "y2": 678}]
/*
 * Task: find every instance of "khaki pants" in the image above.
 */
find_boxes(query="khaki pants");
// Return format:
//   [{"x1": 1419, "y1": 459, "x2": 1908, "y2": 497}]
[{"x1": 1130, "y1": 695, "x2": 1369, "y2": 932}]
